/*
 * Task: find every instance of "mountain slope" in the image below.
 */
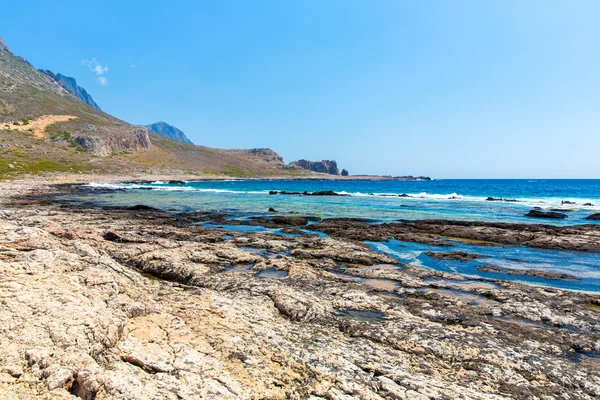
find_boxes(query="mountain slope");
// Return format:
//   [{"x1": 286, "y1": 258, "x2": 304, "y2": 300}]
[
  {"x1": 0, "y1": 36, "x2": 304, "y2": 179},
  {"x1": 145, "y1": 121, "x2": 193, "y2": 144},
  {"x1": 39, "y1": 70, "x2": 101, "y2": 109}
]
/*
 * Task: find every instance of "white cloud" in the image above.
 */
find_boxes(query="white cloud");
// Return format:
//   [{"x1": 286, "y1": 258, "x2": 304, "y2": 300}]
[{"x1": 81, "y1": 58, "x2": 109, "y2": 85}]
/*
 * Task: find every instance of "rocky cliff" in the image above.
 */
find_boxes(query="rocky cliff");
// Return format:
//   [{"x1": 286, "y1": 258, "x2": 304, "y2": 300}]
[
  {"x1": 75, "y1": 127, "x2": 151, "y2": 156},
  {"x1": 145, "y1": 121, "x2": 193, "y2": 144},
  {"x1": 39, "y1": 70, "x2": 101, "y2": 110},
  {"x1": 290, "y1": 159, "x2": 341, "y2": 175}
]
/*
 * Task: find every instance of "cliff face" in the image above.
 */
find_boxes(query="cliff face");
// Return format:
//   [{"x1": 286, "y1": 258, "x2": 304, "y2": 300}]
[
  {"x1": 39, "y1": 70, "x2": 101, "y2": 110},
  {"x1": 75, "y1": 127, "x2": 151, "y2": 156},
  {"x1": 290, "y1": 159, "x2": 341, "y2": 175},
  {"x1": 145, "y1": 121, "x2": 193, "y2": 144}
]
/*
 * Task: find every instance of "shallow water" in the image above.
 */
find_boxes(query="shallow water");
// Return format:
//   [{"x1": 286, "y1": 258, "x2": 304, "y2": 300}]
[
  {"x1": 256, "y1": 268, "x2": 288, "y2": 279},
  {"x1": 336, "y1": 308, "x2": 387, "y2": 323},
  {"x1": 368, "y1": 239, "x2": 600, "y2": 293}
]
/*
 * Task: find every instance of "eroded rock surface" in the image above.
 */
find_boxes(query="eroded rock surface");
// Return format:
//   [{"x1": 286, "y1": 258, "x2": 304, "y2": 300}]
[{"x1": 0, "y1": 184, "x2": 599, "y2": 399}]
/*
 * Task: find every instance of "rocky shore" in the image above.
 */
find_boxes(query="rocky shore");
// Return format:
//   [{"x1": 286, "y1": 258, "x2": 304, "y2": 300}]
[{"x1": 1, "y1": 184, "x2": 599, "y2": 399}]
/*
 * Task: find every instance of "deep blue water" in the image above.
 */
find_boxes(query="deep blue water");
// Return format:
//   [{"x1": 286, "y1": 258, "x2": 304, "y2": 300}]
[
  {"x1": 63, "y1": 179, "x2": 600, "y2": 293},
  {"x1": 81, "y1": 179, "x2": 600, "y2": 225}
]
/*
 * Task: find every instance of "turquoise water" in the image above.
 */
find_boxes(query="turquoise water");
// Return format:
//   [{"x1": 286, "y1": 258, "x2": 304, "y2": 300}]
[
  {"x1": 79, "y1": 179, "x2": 600, "y2": 225},
  {"x1": 63, "y1": 179, "x2": 600, "y2": 293}
]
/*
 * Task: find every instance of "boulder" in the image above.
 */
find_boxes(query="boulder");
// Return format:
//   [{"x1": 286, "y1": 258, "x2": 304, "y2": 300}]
[
  {"x1": 341, "y1": 169, "x2": 349, "y2": 176},
  {"x1": 585, "y1": 213, "x2": 600, "y2": 220}
]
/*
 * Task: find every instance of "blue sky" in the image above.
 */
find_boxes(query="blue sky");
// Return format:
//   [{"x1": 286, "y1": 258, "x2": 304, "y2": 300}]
[{"x1": 3, "y1": 1, "x2": 600, "y2": 178}]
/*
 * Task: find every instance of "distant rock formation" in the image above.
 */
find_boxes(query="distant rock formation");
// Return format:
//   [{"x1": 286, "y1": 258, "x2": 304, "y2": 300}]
[
  {"x1": 290, "y1": 159, "x2": 341, "y2": 175},
  {"x1": 341, "y1": 169, "x2": 349, "y2": 176},
  {"x1": 145, "y1": 121, "x2": 193, "y2": 144},
  {"x1": 39, "y1": 70, "x2": 101, "y2": 110}
]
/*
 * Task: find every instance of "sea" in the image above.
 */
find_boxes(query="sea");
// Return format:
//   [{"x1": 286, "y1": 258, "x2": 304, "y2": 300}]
[{"x1": 65, "y1": 179, "x2": 600, "y2": 293}]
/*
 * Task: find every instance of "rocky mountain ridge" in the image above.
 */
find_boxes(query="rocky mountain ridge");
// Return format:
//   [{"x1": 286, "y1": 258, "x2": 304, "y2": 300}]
[
  {"x1": 39, "y1": 70, "x2": 101, "y2": 110},
  {"x1": 145, "y1": 121, "x2": 193, "y2": 144}
]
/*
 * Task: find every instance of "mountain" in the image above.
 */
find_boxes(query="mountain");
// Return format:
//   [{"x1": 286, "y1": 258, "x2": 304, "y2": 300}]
[
  {"x1": 290, "y1": 159, "x2": 341, "y2": 175},
  {"x1": 145, "y1": 121, "x2": 193, "y2": 144},
  {"x1": 0, "y1": 35, "x2": 306, "y2": 179},
  {"x1": 39, "y1": 70, "x2": 101, "y2": 110}
]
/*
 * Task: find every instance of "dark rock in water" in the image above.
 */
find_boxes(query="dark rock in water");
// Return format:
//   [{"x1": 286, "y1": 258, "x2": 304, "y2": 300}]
[
  {"x1": 127, "y1": 204, "x2": 159, "y2": 211},
  {"x1": 307, "y1": 190, "x2": 344, "y2": 196},
  {"x1": 39, "y1": 69, "x2": 101, "y2": 110},
  {"x1": 341, "y1": 169, "x2": 349, "y2": 176},
  {"x1": 562, "y1": 200, "x2": 576, "y2": 205},
  {"x1": 425, "y1": 251, "x2": 484, "y2": 262},
  {"x1": 585, "y1": 213, "x2": 600, "y2": 220},
  {"x1": 269, "y1": 191, "x2": 278, "y2": 195},
  {"x1": 289, "y1": 159, "x2": 341, "y2": 175},
  {"x1": 550, "y1": 208, "x2": 574, "y2": 212},
  {"x1": 268, "y1": 207, "x2": 277, "y2": 213},
  {"x1": 145, "y1": 121, "x2": 193, "y2": 144},
  {"x1": 583, "y1": 203, "x2": 594, "y2": 206},
  {"x1": 271, "y1": 216, "x2": 308, "y2": 226},
  {"x1": 525, "y1": 210, "x2": 568, "y2": 219},
  {"x1": 486, "y1": 197, "x2": 518, "y2": 202},
  {"x1": 477, "y1": 265, "x2": 580, "y2": 281},
  {"x1": 399, "y1": 194, "x2": 410, "y2": 198},
  {"x1": 168, "y1": 180, "x2": 186, "y2": 185},
  {"x1": 279, "y1": 191, "x2": 303, "y2": 195}
]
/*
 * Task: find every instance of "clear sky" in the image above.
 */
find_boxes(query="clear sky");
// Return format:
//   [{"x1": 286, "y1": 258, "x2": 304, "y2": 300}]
[{"x1": 2, "y1": 1, "x2": 600, "y2": 178}]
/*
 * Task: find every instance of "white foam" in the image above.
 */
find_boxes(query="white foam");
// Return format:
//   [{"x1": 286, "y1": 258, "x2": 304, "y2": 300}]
[{"x1": 81, "y1": 182, "x2": 600, "y2": 210}]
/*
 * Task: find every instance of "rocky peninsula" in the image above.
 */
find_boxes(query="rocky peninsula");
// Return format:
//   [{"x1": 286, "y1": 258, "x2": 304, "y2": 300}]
[{"x1": 0, "y1": 183, "x2": 599, "y2": 399}]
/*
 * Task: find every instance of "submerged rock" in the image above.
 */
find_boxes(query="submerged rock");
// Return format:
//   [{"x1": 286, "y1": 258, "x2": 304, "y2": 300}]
[
  {"x1": 585, "y1": 213, "x2": 600, "y2": 220},
  {"x1": 425, "y1": 251, "x2": 484, "y2": 262},
  {"x1": 477, "y1": 265, "x2": 581, "y2": 281}
]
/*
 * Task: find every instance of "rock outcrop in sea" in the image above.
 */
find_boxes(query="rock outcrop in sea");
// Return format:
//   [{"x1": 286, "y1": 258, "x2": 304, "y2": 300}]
[
  {"x1": 145, "y1": 121, "x2": 193, "y2": 144},
  {"x1": 39, "y1": 70, "x2": 101, "y2": 110},
  {"x1": 290, "y1": 159, "x2": 341, "y2": 175}
]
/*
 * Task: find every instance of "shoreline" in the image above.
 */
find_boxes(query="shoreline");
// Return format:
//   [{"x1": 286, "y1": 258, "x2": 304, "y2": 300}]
[{"x1": 1, "y1": 182, "x2": 599, "y2": 398}]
